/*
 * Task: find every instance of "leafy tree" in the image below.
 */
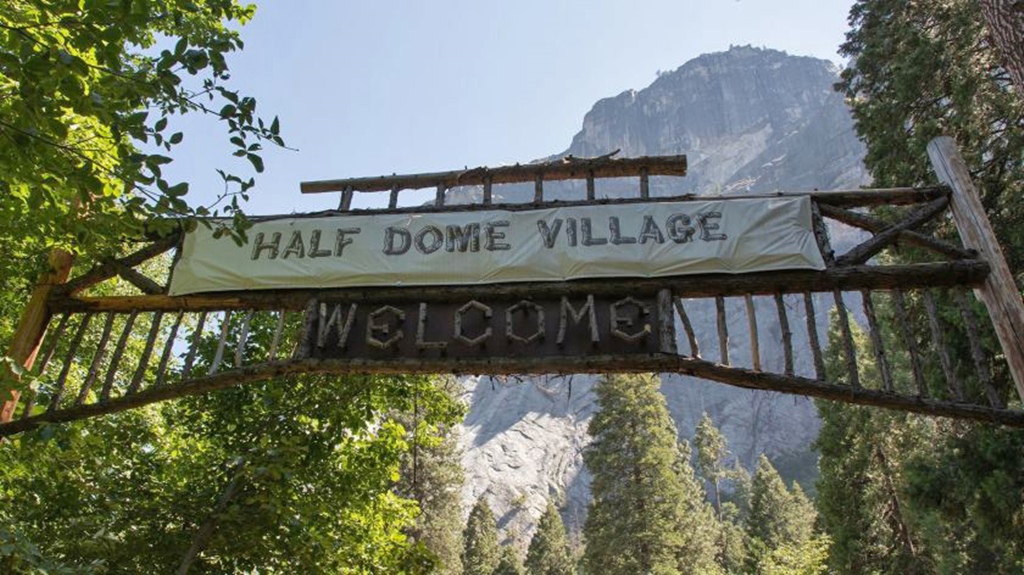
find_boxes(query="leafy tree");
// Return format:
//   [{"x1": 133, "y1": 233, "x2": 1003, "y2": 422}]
[
  {"x1": 463, "y1": 496, "x2": 501, "y2": 575},
  {"x1": 582, "y1": 373, "x2": 720, "y2": 575},
  {"x1": 524, "y1": 499, "x2": 573, "y2": 575},
  {"x1": 0, "y1": 0, "x2": 284, "y2": 418},
  {"x1": 395, "y1": 377, "x2": 467, "y2": 575},
  {"x1": 494, "y1": 545, "x2": 525, "y2": 575}
]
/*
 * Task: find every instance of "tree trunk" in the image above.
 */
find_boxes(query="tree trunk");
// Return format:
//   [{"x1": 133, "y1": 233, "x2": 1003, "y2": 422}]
[{"x1": 979, "y1": 0, "x2": 1024, "y2": 93}]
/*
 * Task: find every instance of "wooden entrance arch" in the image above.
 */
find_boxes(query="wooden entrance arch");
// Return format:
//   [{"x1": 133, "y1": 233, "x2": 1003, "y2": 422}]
[{"x1": 3, "y1": 137, "x2": 1024, "y2": 436}]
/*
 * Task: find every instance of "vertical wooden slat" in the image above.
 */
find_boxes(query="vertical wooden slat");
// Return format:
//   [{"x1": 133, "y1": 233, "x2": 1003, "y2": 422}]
[
  {"x1": 180, "y1": 311, "x2": 208, "y2": 381},
  {"x1": 929, "y1": 136, "x2": 1024, "y2": 402},
  {"x1": 774, "y1": 293, "x2": 794, "y2": 377},
  {"x1": 483, "y1": 176, "x2": 493, "y2": 205},
  {"x1": 534, "y1": 174, "x2": 544, "y2": 203},
  {"x1": 673, "y1": 298, "x2": 700, "y2": 358},
  {"x1": 804, "y1": 292, "x2": 826, "y2": 381},
  {"x1": 922, "y1": 290, "x2": 963, "y2": 400},
  {"x1": 716, "y1": 296, "x2": 729, "y2": 365},
  {"x1": 339, "y1": 185, "x2": 354, "y2": 211},
  {"x1": 586, "y1": 171, "x2": 595, "y2": 201},
  {"x1": 208, "y1": 310, "x2": 232, "y2": 376},
  {"x1": 77, "y1": 312, "x2": 116, "y2": 404},
  {"x1": 435, "y1": 183, "x2": 446, "y2": 207},
  {"x1": 268, "y1": 310, "x2": 286, "y2": 361},
  {"x1": 155, "y1": 312, "x2": 184, "y2": 387},
  {"x1": 234, "y1": 310, "x2": 254, "y2": 367},
  {"x1": 294, "y1": 299, "x2": 318, "y2": 360},
  {"x1": 833, "y1": 290, "x2": 860, "y2": 387},
  {"x1": 861, "y1": 290, "x2": 894, "y2": 392},
  {"x1": 639, "y1": 167, "x2": 650, "y2": 199},
  {"x1": 34, "y1": 313, "x2": 71, "y2": 375},
  {"x1": 745, "y1": 295, "x2": 761, "y2": 371},
  {"x1": 955, "y1": 289, "x2": 1001, "y2": 407},
  {"x1": 101, "y1": 311, "x2": 139, "y2": 401},
  {"x1": 388, "y1": 184, "x2": 400, "y2": 209},
  {"x1": 127, "y1": 311, "x2": 164, "y2": 394},
  {"x1": 657, "y1": 289, "x2": 677, "y2": 354},
  {"x1": 811, "y1": 202, "x2": 835, "y2": 266},
  {"x1": 892, "y1": 290, "x2": 928, "y2": 397},
  {"x1": 49, "y1": 313, "x2": 93, "y2": 412}
]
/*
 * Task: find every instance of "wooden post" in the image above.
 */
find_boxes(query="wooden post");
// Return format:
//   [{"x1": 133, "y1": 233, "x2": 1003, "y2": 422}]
[
  {"x1": 1, "y1": 250, "x2": 74, "y2": 423},
  {"x1": 928, "y1": 136, "x2": 1024, "y2": 402}
]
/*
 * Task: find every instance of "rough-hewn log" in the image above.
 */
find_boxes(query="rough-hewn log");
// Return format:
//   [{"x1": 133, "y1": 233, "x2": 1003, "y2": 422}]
[
  {"x1": 2, "y1": 249, "x2": 74, "y2": 423},
  {"x1": 861, "y1": 290, "x2": 894, "y2": 392},
  {"x1": 817, "y1": 202, "x2": 973, "y2": 260},
  {"x1": 923, "y1": 290, "x2": 963, "y2": 401},
  {"x1": 716, "y1": 296, "x2": 730, "y2": 365},
  {"x1": 56, "y1": 236, "x2": 177, "y2": 297},
  {"x1": 804, "y1": 292, "x2": 826, "y2": 381},
  {"x1": 673, "y1": 298, "x2": 700, "y2": 358},
  {"x1": 834, "y1": 290, "x2": 861, "y2": 388},
  {"x1": 300, "y1": 154, "x2": 688, "y2": 194},
  {"x1": 101, "y1": 311, "x2": 138, "y2": 401},
  {"x1": 745, "y1": 295, "x2": 760, "y2": 371},
  {"x1": 892, "y1": 290, "x2": 928, "y2": 397},
  {"x1": 835, "y1": 196, "x2": 950, "y2": 266},
  {"x1": 5, "y1": 354, "x2": 1024, "y2": 436},
  {"x1": 929, "y1": 136, "x2": 1024, "y2": 402},
  {"x1": 51, "y1": 261, "x2": 991, "y2": 314},
  {"x1": 775, "y1": 293, "x2": 794, "y2": 377}
]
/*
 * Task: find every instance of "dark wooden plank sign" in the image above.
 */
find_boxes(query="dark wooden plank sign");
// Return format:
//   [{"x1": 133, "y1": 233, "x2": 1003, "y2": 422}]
[{"x1": 305, "y1": 293, "x2": 668, "y2": 362}]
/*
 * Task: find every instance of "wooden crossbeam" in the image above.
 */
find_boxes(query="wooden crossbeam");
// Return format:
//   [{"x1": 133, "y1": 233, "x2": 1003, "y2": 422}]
[
  {"x1": 818, "y1": 203, "x2": 973, "y2": 260},
  {"x1": 4, "y1": 353, "x2": 1024, "y2": 437},
  {"x1": 835, "y1": 196, "x2": 951, "y2": 266},
  {"x1": 48, "y1": 261, "x2": 991, "y2": 314}
]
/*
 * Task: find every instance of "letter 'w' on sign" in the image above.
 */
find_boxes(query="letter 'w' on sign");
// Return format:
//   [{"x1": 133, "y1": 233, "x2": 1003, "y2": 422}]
[
  {"x1": 318, "y1": 303, "x2": 357, "y2": 349},
  {"x1": 8, "y1": 149, "x2": 1024, "y2": 438}
]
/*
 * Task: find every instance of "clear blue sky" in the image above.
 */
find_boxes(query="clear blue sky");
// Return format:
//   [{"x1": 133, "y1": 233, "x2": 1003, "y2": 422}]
[{"x1": 167, "y1": 0, "x2": 856, "y2": 214}]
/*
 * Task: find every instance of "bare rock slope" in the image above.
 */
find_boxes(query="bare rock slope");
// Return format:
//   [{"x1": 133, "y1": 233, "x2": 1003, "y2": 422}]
[{"x1": 459, "y1": 46, "x2": 870, "y2": 544}]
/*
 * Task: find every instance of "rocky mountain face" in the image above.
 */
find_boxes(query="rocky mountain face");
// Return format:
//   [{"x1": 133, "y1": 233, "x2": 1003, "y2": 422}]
[{"x1": 457, "y1": 46, "x2": 870, "y2": 546}]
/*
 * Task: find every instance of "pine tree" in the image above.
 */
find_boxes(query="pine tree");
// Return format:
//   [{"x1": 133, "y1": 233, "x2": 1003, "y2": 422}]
[
  {"x1": 582, "y1": 373, "x2": 720, "y2": 575},
  {"x1": 746, "y1": 455, "x2": 818, "y2": 571},
  {"x1": 494, "y1": 546, "x2": 525, "y2": 575},
  {"x1": 828, "y1": 2, "x2": 1024, "y2": 570},
  {"x1": 396, "y1": 378, "x2": 466, "y2": 575},
  {"x1": 525, "y1": 500, "x2": 573, "y2": 575},
  {"x1": 694, "y1": 412, "x2": 728, "y2": 517},
  {"x1": 463, "y1": 496, "x2": 501, "y2": 575}
]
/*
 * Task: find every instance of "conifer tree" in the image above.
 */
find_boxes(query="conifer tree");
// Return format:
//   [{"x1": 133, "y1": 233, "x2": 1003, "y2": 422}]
[
  {"x1": 494, "y1": 545, "x2": 525, "y2": 575},
  {"x1": 747, "y1": 455, "x2": 815, "y2": 552},
  {"x1": 694, "y1": 412, "x2": 728, "y2": 516},
  {"x1": 582, "y1": 373, "x2": 720, "y2": 575},
  {"x1": 463, "y1": 496, "x2": 501, "y2": 575},
  {"x1": 525, "y1": 500, "x2": 573, "y2": 575},
  {"x1": 396, "y1": 378, "x2": 466, "y2": 574}
]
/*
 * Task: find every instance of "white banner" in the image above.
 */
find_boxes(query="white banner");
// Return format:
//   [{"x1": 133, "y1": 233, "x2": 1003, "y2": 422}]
[{"x1": 168, "y1": 197, "x2": 825, "y2": 295}]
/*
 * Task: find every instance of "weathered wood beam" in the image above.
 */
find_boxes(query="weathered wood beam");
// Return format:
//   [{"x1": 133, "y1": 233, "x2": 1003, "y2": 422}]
[
  {"x1": 300, "y1": 154, "x2": 688, "y2": 194},
  {"x1": 835, "y1": 196, "x2": 950, "y2": 266},
  {"x1": 4, "y1": 353, "x2": 1024, "y2": 436},
  {"x1": 817, "y1": 203, "x2": 973, "y2": 260},
  {"x1": 56, "y1": 235, "x2": 178, "y2": 296},
  {"x1": 50, "y1": 261, "x2": 991, "y2": 314},
  {"x1": 929, "y1": 136, "x2": 1024, "y2": 402}
]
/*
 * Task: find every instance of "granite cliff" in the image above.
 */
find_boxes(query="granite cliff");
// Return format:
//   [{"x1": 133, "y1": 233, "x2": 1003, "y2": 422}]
[{"x1": 457, "y1": 46, "x2": 870, "y2": 545}]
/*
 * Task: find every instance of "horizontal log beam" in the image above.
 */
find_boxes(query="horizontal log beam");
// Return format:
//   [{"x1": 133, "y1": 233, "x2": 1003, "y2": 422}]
[
  {"x1": 300, "y1": 154, "x2": 688, "y2": 194},
  {"x1": 50, "y1": 260, "x2": 990, "y2": 314},
  {"x1": 3, "y1": 352, "x2": 1022, "y2": 436}
]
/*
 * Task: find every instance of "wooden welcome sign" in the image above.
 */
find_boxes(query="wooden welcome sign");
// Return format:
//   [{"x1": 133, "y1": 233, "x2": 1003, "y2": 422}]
[{"x1": 4, "y1": 143, "x2": 1024, "y2": 436}]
